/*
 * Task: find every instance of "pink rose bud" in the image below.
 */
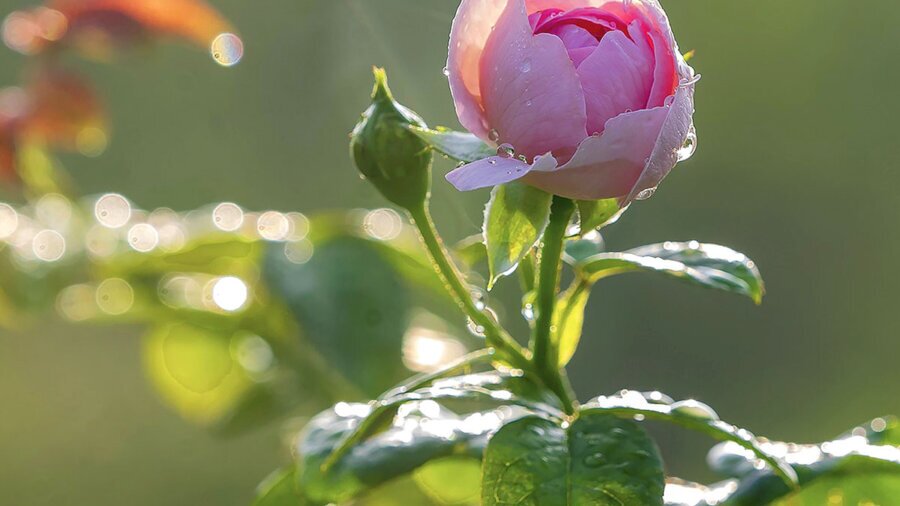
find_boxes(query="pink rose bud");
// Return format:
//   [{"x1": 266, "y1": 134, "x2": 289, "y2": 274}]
[{"x1": 445, "y1": 0, "x2": 697, "y2": 203}]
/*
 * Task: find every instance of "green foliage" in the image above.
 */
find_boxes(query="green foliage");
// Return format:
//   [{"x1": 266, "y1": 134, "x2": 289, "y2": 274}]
[
  {"x1": 296, "y1": 400, "x2": 505, "y2": 504},
  {"x1": 576, "y1": 199, "x2": 623, "y2": 232},
  {"x1": 253, "y1": 468, "x2": 307, "y2": 506},
  {"x1": 569, "y1": 241, "x2": 765, "y2": 304},
  {"x1": 482, "y1": 413, "x2": 665, "y2": 505},
  {"x1": 351, "y1": 68, "x2": 433, "y2": 210},
  {"x1": 483, "y1": 183, "x2": 552, "y2": 288},
  {"x1": 265, "y1": 235, "x2": 413, "y2": 396}
]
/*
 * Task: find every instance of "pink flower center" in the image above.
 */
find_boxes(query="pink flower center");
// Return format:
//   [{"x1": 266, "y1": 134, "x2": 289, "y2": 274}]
[{"x1": 529, "y1": 7, "x2": 631, "y2": 67}]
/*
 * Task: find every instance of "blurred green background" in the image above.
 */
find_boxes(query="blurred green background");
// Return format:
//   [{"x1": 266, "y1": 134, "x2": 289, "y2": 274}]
[{"x1": 0, "y1": 0, "x2": 898, "y2": 504}]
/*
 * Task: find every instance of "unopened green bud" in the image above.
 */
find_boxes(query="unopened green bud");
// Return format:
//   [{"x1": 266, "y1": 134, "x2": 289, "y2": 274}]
[{"x1": 351, "y1": 68, "x2": 432, "y2": 210}]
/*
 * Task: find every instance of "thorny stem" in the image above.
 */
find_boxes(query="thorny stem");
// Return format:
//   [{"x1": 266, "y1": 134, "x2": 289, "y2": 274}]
[
  {"x1": 532, "y1": 197, "x2": 578, "y2": 414},
  {"x1": 407, "y1": 204, "x2": 532, "y2": 372}
]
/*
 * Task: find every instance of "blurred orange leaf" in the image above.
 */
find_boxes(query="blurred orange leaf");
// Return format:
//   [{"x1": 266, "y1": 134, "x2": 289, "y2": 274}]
[{"x1": 3, "y1": 0, "x2": 239, "y2": 61}]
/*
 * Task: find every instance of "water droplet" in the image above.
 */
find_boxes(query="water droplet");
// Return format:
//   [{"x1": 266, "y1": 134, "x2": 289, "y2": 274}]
[
  {"x1": 466, "y1": 317, "x2": 486, "y2": 338},
  {"x1": 635, "y1": 187, "x2": 656, "y2": 201},
  {"x1": 257, "y1": 211, "x2": 291, "y2": 241},
  {"x1": 211, "y1": 276, "x2": 249, "y2": 312},
  {"x1": 677, "y1": 125, "x2": 698, "y2": 162},
  {"x1": 521, "y1": 303, "x2": 535, "y2": 321},
  {"x1": 211, "y1": 33, "x2": 243, "y2": 66},
  {"x1": 671, "y1": 399, "x2": 719, "y2": 421},
  {"x1": 496, "y1": 143, "x2": 515, "y2": 159},
  {"x1": 488, "y1": 160, "x2": 497, "y2": 166},
  {"x1": 442, "y1": 66, "x2": 450, "y2": 77},
  {"x1": 32, "y1": 229, "x2": 65, "y2": 261},
  {"x1": 127, "y1": 223, "x2": 159, "y2": 252},
  {"x1": 363, "y1": 208, "x2": 403, "y2": 240},
  {"x1": 520, "y1": 58, "x2": 532, "y2": 73},
  {"x1": 96, "y1": 278, "x2": 134, "y2": 315},
  {"x1": 0, "y1": 203, "x2": 18, "y2": 239},
  {"x1": 583, "y1": 452, "x2": 605, "y2": 467},
  {"x1": 488, "y1": 129, "x2": 501, "y2": 142},
  {"x1": 213, "y1": 202, "x2": 244, "y2": 231},
  {"x1": 94, "y1": 194, "x2": 131, "y2": 229}
]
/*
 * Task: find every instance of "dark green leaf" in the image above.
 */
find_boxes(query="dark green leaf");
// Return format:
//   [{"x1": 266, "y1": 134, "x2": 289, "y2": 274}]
[
  {"x1": 408, "y1": 126, "x2": 495, "y2": 163},
  {"x1": 483, "y1": 183, "x2": 553, "y2": 289},
  {"x1": 706, "y1": 417, "x2": 900, "y2": 505},
  {"x1": 584, "y1": 390, "x2": 798, "y2": 487},
  {"x1": 296, "y1": 400, "x2": 518, "y2": 504},
  {"x1": 576, "y1": 242, "x2": 765, "y2": 304},
  {"x1": 664, "y1": 478, "x2": 738, "y2": 506},
  {"x1": 264, "y1": 236, "x2": 411, "y2": 395},
  {"x1": 482, "y1": 413, "x2": 665, "y2": 505},
  {"x1": 576, "y1": 199, "x2": 623, "y2": 232},
  {"x1": 324, "y1": 372, "x2": 564, "y2": 472},
  {"x1": 253, "y1": 467, "x2": 308, "y2": 506}
]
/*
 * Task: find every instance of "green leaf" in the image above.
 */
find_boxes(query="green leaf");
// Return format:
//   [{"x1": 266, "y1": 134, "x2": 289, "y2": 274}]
[
  {"x1": 584, "y1": 390, "x2": 798, "y2": 488},
  {"x1": 576, "y1": 199, "x2": 623, "y2": 232},
  {"x1": 408, "y1": 126, "x2": 495, "y2": 163},
  {"x1": 253, "y1": 467, "x2": 308, "y2": 506},
  {"x1": 296, "y1": 399, "x2": 517, "y2": 504},
  {"x1": 142, "y1": 322, "x2": 262, "y2": 428},
  {"x1": 453, "y1": 234, "x2": 487, "y2": 269},
  {"x1": 576, "y1": 242, "x2": 765, "y2": 304},
  {"x1": 483, "y1": 183, "x2": 553, "y2": 289},
  {"x1": 413, "y1": 457, "x2": 481, "y2": 505},
  {"x1": 553, "y1": 280, "x2": 591, "y2": 367},
  {"x1": 705, "y1": 417, "x2": 900, "y2": 505},
  {"x1": 264, "y1": 235, "x2": 412, "y2": 395},
  {"x1": 323, "y1": 372, "x2": 564, "y2": 472},
  {"x1": 482, "y1": 413, "x2": 665, "y2": 505}
]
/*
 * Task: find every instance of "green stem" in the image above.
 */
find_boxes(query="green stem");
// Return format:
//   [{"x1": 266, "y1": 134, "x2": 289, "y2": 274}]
[
  {"x1": 408, "y1": 204, "x2": 531, "y2": 371},
  {"x1": 532, "y1": 197, "x2": 577, "y2": 414}
]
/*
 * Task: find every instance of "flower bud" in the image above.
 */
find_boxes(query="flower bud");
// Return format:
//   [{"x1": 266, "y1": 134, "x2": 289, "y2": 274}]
[{"x1": 350, "y1": 68, "x2": 432, "y2": 210}]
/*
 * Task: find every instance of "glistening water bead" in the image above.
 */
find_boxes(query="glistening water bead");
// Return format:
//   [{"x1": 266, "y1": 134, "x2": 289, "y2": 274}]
[
  {"x1": 95, "y1": 194, "x2": 131, "y2": 229},
  {"x1": 211, "y1": 33, "x2": 244, "y2": 67}
]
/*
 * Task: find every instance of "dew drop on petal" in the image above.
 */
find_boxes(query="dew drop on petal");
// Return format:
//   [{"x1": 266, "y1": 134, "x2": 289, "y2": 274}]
[
  {"x1": 496, "y1": 143, "x2": 515, "y2": 159},
  {"x1": 94, "y1": 194, "x2": 131, "y2": 229},
  {"x1": 519, "y1": 58, "x2": 532, "y2": 73},
  {"x1": 677, "y1": 125, "x2": 698, "y2": 162},
  {"x1": 441, "y1": 66, "x2": 450, "y2": 77},
  {"x1": 635, "y1": 187, "x2": 657, "y2": 201},
  {"x1": 211, "y1": 33, "x2": 243, "y2": 67}
]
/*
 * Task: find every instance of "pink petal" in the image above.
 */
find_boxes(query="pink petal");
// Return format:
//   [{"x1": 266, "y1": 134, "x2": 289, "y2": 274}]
[
  {"x1": 523, "y1": 107, "x2": 668, "y2": 200},
  {"x1": 577, "y1": 29, "x2": 653, "y2": 135},
  {"x1": 625, "y1": 80, "x2": 695, "y2": 202},
  {"x1": 447, "y1": 0, "x2": 510, "y2": 139},
  {"x1": 479, "y1": 0, "x2": 587, "y2": 160},
  {"x1": 446, "y1": 153, "x2": 558, "y2": 191},
  {"x1": 522, "y1": 77, "x2": 696, "y2": 201}
]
